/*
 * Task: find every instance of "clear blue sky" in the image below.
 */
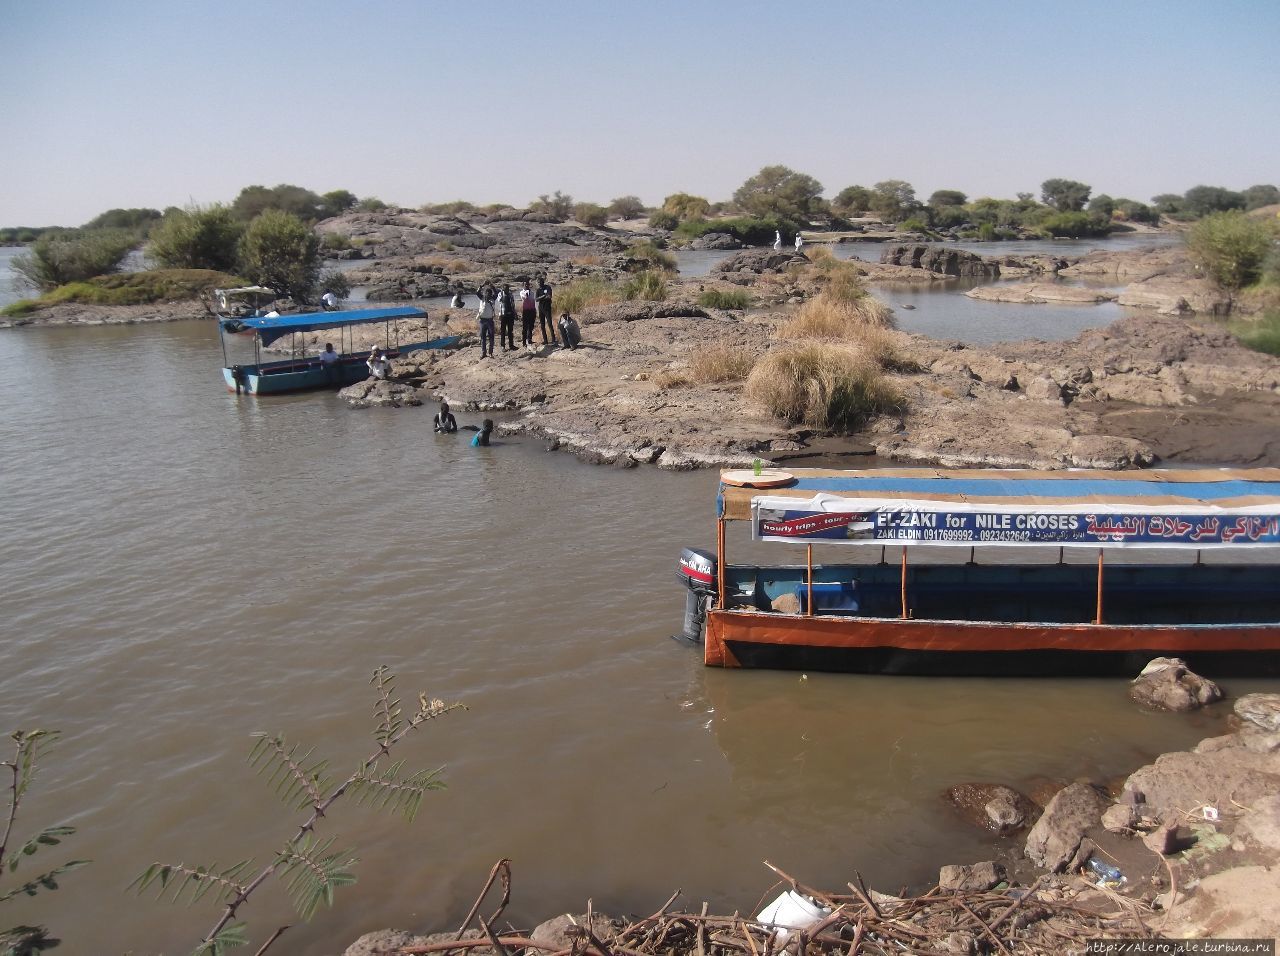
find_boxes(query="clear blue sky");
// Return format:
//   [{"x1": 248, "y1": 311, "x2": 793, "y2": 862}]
[{"x1": 2, "y1": 0, "x2": 1277, "y2": 227}]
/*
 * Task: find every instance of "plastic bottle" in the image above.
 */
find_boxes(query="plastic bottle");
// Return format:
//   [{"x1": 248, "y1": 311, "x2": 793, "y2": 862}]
[
  {"x1": 753, "y1": 458, "x2": 763, "y2": 477},
  {"x1": 1086, "y1": 858, "x2": 1124, "y2": 883}
]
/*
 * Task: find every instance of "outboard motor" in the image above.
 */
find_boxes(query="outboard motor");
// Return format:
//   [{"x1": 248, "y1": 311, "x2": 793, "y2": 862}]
[{"x1": 673, "y1": 547, "x2": 717, "y2": 646}]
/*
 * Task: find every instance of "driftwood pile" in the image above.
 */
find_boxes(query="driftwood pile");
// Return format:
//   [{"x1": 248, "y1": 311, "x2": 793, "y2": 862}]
[{"x1": 391, "y1": 860, "x2": 1160, "y2": 956}]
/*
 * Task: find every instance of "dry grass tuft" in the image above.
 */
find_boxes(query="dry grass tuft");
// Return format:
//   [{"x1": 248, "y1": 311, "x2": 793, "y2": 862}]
[
  {"x1": 654, "y1": 367, "x2": 692, "y2": 390},
  {"x1": 746, "y1": 343, "x2": 904, "y2": 431},
  {"x1": 571, "y1": 253, "x2": 604, "y2": 267},
  {"x1": 688, "y1": 345, "x2": 756, "y2": 383}
]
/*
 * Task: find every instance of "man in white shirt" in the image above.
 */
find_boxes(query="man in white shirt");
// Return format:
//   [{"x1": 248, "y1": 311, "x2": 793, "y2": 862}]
[
  {"x1": 321, "y1": 291, "x2": 339, "y2": 311},
  {"x1": 367, "y1": 348, "x2": 390, "y2": 380}
]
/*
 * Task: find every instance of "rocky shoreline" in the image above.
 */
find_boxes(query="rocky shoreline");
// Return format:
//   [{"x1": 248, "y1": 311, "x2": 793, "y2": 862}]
[
  {"x1": 344, "y1": 678, "x2": 1280, "y2": 954},
  {"x1": 6, "y1": 212, "x2": 1278, "y2": 470}
]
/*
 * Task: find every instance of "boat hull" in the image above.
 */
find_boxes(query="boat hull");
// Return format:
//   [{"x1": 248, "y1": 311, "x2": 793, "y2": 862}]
[
  {"x1": 705, "y1": 609, "x2": 1280, "y2": 677},
  {"x1": 223, "y1": 336, "x2": 462, "y2": 395}
]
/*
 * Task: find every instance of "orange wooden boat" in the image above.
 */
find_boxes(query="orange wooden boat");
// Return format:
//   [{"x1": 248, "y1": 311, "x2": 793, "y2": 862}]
[{"x1": 675, "y1": 467, "x2": 1280, "y2": 676}]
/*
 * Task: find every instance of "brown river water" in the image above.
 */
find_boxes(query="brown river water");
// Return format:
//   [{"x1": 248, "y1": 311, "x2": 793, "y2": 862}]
[{"x1": 1, "y1": 318, "x2": 1272, "y2": 955}]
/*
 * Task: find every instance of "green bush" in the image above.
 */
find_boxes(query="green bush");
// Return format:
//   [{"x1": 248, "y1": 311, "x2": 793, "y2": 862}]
[
  {"x1": 608, "y1": 195, "x2": 646, "y2": 219},
  {"x1": 647, "y1": 209, "x2": 679, "y2": 230},
  {"x1": 572, "y1": 202, "x2": 609, "y2": 228},
  {"x1": 238, "y1": 209, "x2": 321, "y2": 300},
  {"x1": 2, "y1": 269, "x2": 241, "y2": 314},
  {"x1": 1037, "y1": 212, "x2": 1111, "y2": 238},
  {"x1": 529, "y1": 190, "x2": 573, "y2": 220},
  {"x1": 898, "y1": 217, "x2": 928, "y2": 233},
  {"x1": 662, "y1": 193, "x2": 712, "y2": 220},
  {"x1": 555, "y1": 277, "x2": 622, "y2": 314},
  {"x1": 1231, "y1": 312, "x2": 1280, "y2": 355},
  {"x1": 1187, "y1": 211, "x2": 1277, "y2": 289},
  {"x1": 149, "y1": 204, "x2": 243, "y2": 272},
  {"x1": 626, "y1": 240, "x2": 676, "y2": 272},
  {"x1": 321, "y1": 232, "x2": 352, "y2": 252},
  {"x1": 621, "y1": 270, "x2": 668, "y2": 301},
  {"x1": 10, "y1": 229, "x2": 136, "y2": 291},
  {"x1": 697, "y1": 288, "x2": 752, "y2": 309},
  {"x1": 318, "y1": 268, "x2": 351, "y2": 301}
]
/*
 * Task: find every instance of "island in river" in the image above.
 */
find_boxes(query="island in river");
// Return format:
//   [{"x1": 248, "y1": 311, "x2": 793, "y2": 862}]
[{"x1": 4, "y1": 210, "x2": 1278, "y2": 470}]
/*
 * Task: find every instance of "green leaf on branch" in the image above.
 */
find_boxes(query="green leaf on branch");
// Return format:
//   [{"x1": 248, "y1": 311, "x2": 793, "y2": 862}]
[{"x1": 275, "y1": 836, "x2": 356, "y2": 921}]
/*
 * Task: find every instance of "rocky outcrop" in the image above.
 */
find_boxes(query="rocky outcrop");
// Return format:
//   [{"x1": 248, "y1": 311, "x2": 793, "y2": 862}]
[
  {"x1": 1024, "y1": 782, "x2": 1107, "y2": 871},
  {"x1": 944, "y1": 783, "x2": 1038, "y2": 835},
  {"x1": 339, "y1": 379, "x2": 424, "y2": 408},
  {"x1": 689, "y1": 232, "x2": 742, "y2": 250},
  {"x1": 579, "y1": 302, "x2": 713, "y2": 323},
  {"x1": 1115, "y1": 275, "x2": 1233, "y2": 315},
  {"x1": 712, "y1": 249, "x2": 807, "y2": 276},
  {"x1": 1235, "y1": 693, "x2": 1280, "y2": 733},
  {"x1": 1128, "y1": 657, "x2": 1222, "y2": 711},
  {"x1": 965, "y1": 283, "x2": 1117, "y2": 305},
  {"x1": 879, "y1": 244, "x2": 999, "y2": 278},
  {"x1": 1121, "y1": 737, "x2": 1280, "y2": 819}
]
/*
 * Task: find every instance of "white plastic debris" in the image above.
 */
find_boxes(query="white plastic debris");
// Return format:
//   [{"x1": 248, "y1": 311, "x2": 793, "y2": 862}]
[{"x1": 756, "y1": 890, "x2": 829, "y2": 942}]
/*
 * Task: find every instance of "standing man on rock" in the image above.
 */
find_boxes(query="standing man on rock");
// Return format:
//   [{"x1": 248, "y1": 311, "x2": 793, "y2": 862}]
[
  {"x1": 477, "y1": 294, "x2": 496, "y2": 360},
  {"x1": 499, "y1": 284, "x2": 517, "y2": 352},
  {"x1": 536, "y1": 274, "x2": 557, "y2": 346}
]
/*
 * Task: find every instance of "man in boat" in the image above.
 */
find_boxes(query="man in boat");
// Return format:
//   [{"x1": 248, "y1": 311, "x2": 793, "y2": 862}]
[
  {"x1": 433, "y1": 401, "x2": 457, "y2": 433},
  {"x1": 319, "y1": 342, "x2": 340, "y2": 379},
  {"x1": 367, "y1": 348, "x2": 391, "y2": 380}
]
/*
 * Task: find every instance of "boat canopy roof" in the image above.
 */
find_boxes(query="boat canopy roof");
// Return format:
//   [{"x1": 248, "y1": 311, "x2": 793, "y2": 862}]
[
  {"x1": 231, "y1": 306, "x2": 429, "y2": 347},
  {"x1": 721, "y1": 467, "x2": 1280, "y2": 550}
]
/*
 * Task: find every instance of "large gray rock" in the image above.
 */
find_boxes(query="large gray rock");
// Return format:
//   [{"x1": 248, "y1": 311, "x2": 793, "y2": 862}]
[
  {"x1": 1129, "y1": 657, "x2": 1222, "y2": 712},
  {"x1": 944, "y1": 783, "x2": 1038, "y2": 835},
  {"x1": 1024, "y1": 782, "x2": 1107, "y2": 871},
  {"x1": 1237, "y1": 793, "x2": 1280, "y2": 851},
  {"x1": 712, "y1": 249, "x2": 807, "y2": 275},
  {"x1": 1235, "y1": 693, "x2": 1280, "y2": 733},
  {"x1": 938, "y1": 861, "x2": 1007, "y2": 892},
  {"x1": 879, "y1": 244, "x2": 998, "y2": 278},
  {"x1": 530, "y1": 913, "x2": 620, "y2": 951},
  {"x1": 1122, "y1": 746, "x2": 1280, "y2": 818},
  {"x1": 689, "y1": 232, "x2": 742, "y2": 250}
]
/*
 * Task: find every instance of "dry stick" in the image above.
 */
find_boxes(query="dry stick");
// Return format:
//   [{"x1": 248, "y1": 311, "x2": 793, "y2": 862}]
[
  {"x1": 763, "y1": 860, "x2": 840, "y2": 910},
  {"x1": 844, "y1": 879, "x2": 880, "y2": 920},
  {"x1": 697, "y1": 901, "x2": 709, "y2": 956},
  {"x1": 252, "y1": 925, "x2": 290, "y2": 956},
  {"x1": 845, "y1": 920, "x2": 863, "y2": 956},
  {"x1": 477, "y1": 915, "x2": 512, "y2": 956},
  {"x1": 614, "y1": 888, "x2": 682, "y2": 945},
  {"x1": 580, "y1": 898, "x2": 616, "y2": 956},
  {"x1": 956, "y1": 900, "x2": 1012, "y2": 956},
  {"x1": 987, "y1": 874, "x2": 1047, "y2": 934},
  {"x1": 449, "y1": 858, "x2": 512, "y2": 953}
]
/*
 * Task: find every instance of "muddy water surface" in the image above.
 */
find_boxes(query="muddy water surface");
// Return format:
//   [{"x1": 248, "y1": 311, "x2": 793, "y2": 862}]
[{"x1": 0, "y1": 319, "x2": 1268, "y2": 955}]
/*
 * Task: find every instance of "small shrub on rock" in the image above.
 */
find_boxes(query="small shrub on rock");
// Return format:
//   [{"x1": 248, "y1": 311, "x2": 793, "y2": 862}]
[
  {"x1": 12, "y1": 229, "x2": 136, "y2": 291},
  {"x1": 555, "y1": 277, "x2": 622, "y2": 315},
  {"x1": 746, "y1": 344, "x2": 904, "y2": 431},
  {"x1": 1187, "y1": 210, "x2": 1278, "y2": 289},
  {"x1": 621, "y1": 270, "x2": 668, "y2": 301},
  {"x1": 572, "y1": 202, "x2": 609, "y2": 228},
  {"x1": 697, "y1": 288, "x2": 752, "y2": 309}
]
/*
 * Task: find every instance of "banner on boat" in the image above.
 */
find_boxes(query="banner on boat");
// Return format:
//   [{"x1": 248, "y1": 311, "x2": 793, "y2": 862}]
[{"x1": 750, "y1": 495, "x2": 1280, "y2": 549}]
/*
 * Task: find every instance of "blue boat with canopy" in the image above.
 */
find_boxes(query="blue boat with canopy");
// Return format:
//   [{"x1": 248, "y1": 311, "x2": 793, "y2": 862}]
[{"x1": 218, "y1": 304, "x2": 461, "y2": 395}]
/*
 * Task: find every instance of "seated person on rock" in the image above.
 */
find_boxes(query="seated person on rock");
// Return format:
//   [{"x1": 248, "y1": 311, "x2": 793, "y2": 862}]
[
  {"x1": 557, "y1": 312, "x2": 581, "y2": 349},
  {"x1": 367, "y1": 348, "x2": 391, "y2": 380}
]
